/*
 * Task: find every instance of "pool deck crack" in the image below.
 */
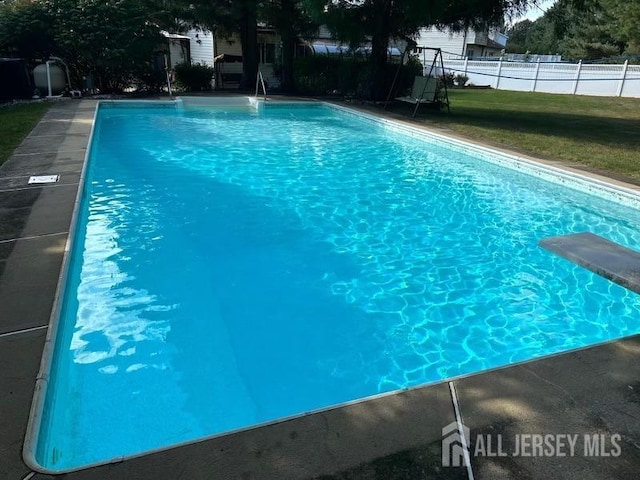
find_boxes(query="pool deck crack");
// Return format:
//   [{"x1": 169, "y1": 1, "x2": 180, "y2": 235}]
[
  {"x1": 0, "y1": 183, "x2": 79, "y2": 194},
  {"x1": 449, "y1": 381, "x2": 475, "y2": 480},
  {"x1": 0, "y1": 325, "x2": 48, "y2": 339},
  {"x1": 0, "y1": 231, "x2": 68, "y2": 244}
]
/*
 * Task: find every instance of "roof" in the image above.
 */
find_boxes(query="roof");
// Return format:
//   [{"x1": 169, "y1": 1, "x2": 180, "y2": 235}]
[{"x1": 160, "y1": 31, "x2": 191, "y2": 40}]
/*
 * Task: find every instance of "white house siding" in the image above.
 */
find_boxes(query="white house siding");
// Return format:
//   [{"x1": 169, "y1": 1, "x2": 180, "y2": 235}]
[
  {"x1": 415, "y1": 27, "x2": 467, "y2": 62},
  {"x1": 168, "y1": 40, "x2": 188, "y2": 67},
  {"x1": 188, "y1": 29, "x2": 215, "y2": 66}
]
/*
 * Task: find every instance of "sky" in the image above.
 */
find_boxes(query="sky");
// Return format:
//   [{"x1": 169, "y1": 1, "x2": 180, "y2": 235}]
[{"x1": 518, "y1": 0, "x2": 557, "y2": 21}]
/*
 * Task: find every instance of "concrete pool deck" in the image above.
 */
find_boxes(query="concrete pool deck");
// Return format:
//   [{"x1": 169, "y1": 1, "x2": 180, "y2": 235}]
[{"x1": 2, "y1": 98, "x2": 640, "y2": 480}]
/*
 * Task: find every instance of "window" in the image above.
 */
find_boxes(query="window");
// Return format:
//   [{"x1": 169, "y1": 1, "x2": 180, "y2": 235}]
[
  {"x1": 258, "y1": 42, "x2": 278, "y2": 64},
  {"x1": 265, "y1": 43, "x2": 276, "y2": 63}
]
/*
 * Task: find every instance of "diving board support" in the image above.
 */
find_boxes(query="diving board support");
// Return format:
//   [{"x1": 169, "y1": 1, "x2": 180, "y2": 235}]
[{"x1": 539, "y1": 232, "x2": 640, "y2": 295}]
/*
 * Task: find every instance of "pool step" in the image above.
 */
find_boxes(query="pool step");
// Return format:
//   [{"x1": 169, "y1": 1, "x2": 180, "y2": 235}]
[{"x1": 539, "y1": 232, "x2": 640, "y2": 294}]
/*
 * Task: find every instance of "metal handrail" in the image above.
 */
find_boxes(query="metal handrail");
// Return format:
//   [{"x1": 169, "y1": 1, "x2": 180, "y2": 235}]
[
  {"x1": 255, "y1": 70, "x2": 267, "y2": 100},
  {"x1": 164, "y1": 54, "x2": 173, "y2": 97}
]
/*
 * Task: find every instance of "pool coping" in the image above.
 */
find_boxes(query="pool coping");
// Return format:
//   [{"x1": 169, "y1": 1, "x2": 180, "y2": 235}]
[
  {"x1": 21, "y1": 102, "x2": 98, "y2": 474},
  {"x1": 5, "y1": 95, "x2": 640, "y2": 479}
]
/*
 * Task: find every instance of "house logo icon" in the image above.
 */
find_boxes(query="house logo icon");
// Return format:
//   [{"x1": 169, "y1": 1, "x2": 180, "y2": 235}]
[{"x1": 442, "y1": 421, "x2": 470, "y2": 467}]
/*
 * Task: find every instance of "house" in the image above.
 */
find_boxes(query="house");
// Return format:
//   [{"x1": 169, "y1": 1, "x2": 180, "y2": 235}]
[
  {"x1": 415, "y1": 26, "x2": 508, "y2": 62},
  {"x1": 182, "y1": 24, "x2": 404, "y2": 90},
  {"x1": 184, "y1": 26, "x2": 282, "y2": 89},
  {"x1": 161, "y1": 31, "x2": 191, "y2": 68},
  {"x1": 186, "y1": 30, "x2": 215, "y2": 66}
]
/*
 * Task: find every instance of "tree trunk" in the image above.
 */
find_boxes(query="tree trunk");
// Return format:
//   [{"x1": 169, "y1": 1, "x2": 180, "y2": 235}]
[
  {"x1": 239, "y1": 1, "x2": 258, "y2": 91},
  {"x1": 369, "y1": 0, "x2": 391, "y2": 100},
  {"x1": 279, "y1": 0, "x2": 297, "y2": 92},
  {"x1": 280, "y1": 33, "x2": 296, "y2": 92}
]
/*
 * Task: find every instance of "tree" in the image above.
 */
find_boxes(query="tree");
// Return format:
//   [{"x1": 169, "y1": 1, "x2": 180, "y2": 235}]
[
  {"x1": 506, "y1": 0, "x2": 640, "y2": 60},
  {"x1": 0, "y1": 0, "x2": 170, "y2": 92},
  {"x1": 617, "y1": 0, "x2": 640, "y2": 53},
  {"x1": 263, "y1": 0, "x2": 318, "y2": 91},
  {"x1": 184, "y1": 0, "x2": 320, "y2": 92},
  {"x1": 506, "y1": 19, "x2": 534, "y2": 53},
  {"x1": 307, "y1": 0, "x2": 533, "y2": 99},
  {"x1": 0, "y1": 0, "x2": 56, "y2": 60},
  {"x1": 180, "y1": 0, "x2": 261, "y2": 90},
  {"x1": 54, "y1": 0, "x2": 167, "y2": 91},
  {"x1": 506, "y1": 16, "x2": 561, "y2": 55},
  {"x1": 563, "y1": 0, "x2": 640, "y2": 58},
  {"x1": 551, "y1": 0, "x2": 622, "y2": 60}
]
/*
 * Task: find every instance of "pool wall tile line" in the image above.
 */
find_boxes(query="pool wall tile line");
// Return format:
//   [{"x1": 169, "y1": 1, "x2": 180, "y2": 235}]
[
  {"x1": 99, "y1": 99, "x2": 178, "y2": 110},
  {"x1": 31, "y1": 382, "x2": 461, "y2": 479},
  {"x1": 327, "y1": 103, "x2": 640, "y2": 210}
]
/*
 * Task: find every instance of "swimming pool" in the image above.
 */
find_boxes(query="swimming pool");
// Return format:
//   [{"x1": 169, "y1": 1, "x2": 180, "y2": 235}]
[{"x1": 26, "y1": 98, "x2": 640, "y2": 472}]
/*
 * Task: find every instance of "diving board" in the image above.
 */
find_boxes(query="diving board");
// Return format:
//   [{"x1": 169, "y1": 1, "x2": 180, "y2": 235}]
[{"x1": 539, "y1": 232, "x2": 640, "y2": 294}]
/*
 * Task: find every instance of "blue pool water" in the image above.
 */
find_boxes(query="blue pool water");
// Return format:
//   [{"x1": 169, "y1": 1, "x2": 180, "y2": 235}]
[{"x1": 34, "y1": 102, "x2": 640, "y2": 470}]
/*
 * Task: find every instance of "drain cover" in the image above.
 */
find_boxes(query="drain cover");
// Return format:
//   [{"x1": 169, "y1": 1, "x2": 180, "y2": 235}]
[{"x1": 28, "y1": 175, "x2": 59, "y2": 184}]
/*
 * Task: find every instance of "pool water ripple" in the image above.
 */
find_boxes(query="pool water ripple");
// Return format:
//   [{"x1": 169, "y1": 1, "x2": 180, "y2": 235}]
[{"x1": 34, "y1": 104, "x2": 640, "y2": 470}]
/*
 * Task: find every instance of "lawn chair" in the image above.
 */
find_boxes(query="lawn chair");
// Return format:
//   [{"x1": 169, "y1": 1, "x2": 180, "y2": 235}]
[
  {"x1": 396, "y1": 76, "x2": 438, "y2": 105},
  {"x1": 396, "y1": 76, "x2": 444, "y2": 118}
]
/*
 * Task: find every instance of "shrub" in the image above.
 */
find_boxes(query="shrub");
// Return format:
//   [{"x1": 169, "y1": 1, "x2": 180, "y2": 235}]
[
  {"x1": 174, "y1": 62, "x2": 215, "y2": 91},
  {"x1": 292, "y1": 54, "x2": 422, "y2": 99},
  {"x1": 454, "y1": 73, "x2": 469, "y2": 87},
  {"x1": 439, "y1": 72, "x2": 455, "y2": 88},
  {"x1": 0, "y1": 0, "x2": 163, "y2": 93}
]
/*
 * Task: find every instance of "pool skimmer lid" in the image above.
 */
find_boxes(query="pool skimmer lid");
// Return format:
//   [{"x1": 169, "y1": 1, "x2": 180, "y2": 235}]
[{"x1": 28, "y1": 174, "x2": 59, "y2": 184}]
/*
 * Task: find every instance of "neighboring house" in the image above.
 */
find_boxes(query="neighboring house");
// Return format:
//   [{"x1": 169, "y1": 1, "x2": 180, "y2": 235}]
[
  {"x1": 167, "y1": 24, "x2": 510, "y2": 88},
  {"x1": 181, "y1": 24, "x2": 404, "y2": 90},
  {"x1": 161, "y1": 31, "x2": 191, "y2": 68},
  {"x1": 415, "y1": 26, "x2": 508, "y2": 62},
  {"x1": 187, "y1": 30, "x2": 215, "y2": 66},
  {"x1": 185, "y1": 26, "x2": 282, "y2": 88}
]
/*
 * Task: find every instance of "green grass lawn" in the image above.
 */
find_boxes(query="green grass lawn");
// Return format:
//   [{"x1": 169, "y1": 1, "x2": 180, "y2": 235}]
[
  {"x1": 391, "y1": 89, "x2": 640, "y2": 181},
  {"x1": 0, "y1": 102, "x2": 51, "y2": 166}
]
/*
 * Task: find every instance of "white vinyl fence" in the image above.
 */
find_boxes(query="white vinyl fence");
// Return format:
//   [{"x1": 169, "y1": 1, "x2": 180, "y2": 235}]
[{"x1": 440, "y1": 59, "x2": 640, "y2": 98}]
